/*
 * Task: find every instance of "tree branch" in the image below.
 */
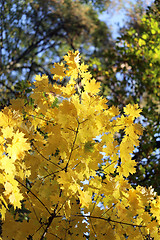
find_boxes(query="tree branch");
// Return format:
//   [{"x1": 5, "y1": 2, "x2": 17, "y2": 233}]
[{"x1": 15, "y1": 177, "x2": 51, "y2": 215}]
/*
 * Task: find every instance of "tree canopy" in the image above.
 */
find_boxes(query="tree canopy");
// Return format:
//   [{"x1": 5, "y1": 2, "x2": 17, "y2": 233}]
[
  {"x1": 0, "y1": 0, "x2": 160, "y2": 239},
  {"x1": 1, "y1": 50, "x2": 160, "y2": 240}
]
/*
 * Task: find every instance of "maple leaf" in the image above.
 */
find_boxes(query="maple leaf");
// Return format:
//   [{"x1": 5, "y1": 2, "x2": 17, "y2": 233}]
[
  {"x1": 7, "y1": 130, "x2": 30, "y2": 161},
  {"x1": 0, "y1": 156, "x2": 16, "y2": 175},
  {"x1": 1, "y1": 126, "x2": 14, "y2": 139},
  {"x1": 124, "y1": 103, "x2": 141, "y2": 118},
  {"x1": 83, "y1": 78, "x2": 101, "y2": 94},
  {"x1": 79, "y1": 189, "x2": 91, "y2": 208},
  {"x1": 9, "y1": 191, "x2": 23, "y2": 209},
  {"x1": 63, "y1": 50, "x2": 80, "y2": 67},
  {"x1": 50, "y1": 62, "x2": 66, "y2": 81},
  {"x1": 108, "y1": 106, "x2": 120, "y2": 117},
  {"x1": 4, "y1": 181, "x2": 13, "y2": 196}
]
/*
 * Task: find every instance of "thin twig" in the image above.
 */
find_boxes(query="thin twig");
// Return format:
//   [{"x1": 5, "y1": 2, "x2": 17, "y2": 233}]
[
  {"x1": 43, "y1": 169, "x2": 64, "y2": 179},
  {"x1": 89, "y1": 217, "x2": 97, "y2": 237},
  {"x1": 90, "y1": 193, "x2": 100, "y2": 216},
  {"x1": 15, "y1": 178, "x2": 51, "y2": 215},
  {"x1": 32, "y1": 143, "x2": 63, "y2": 170},
  {"x1": 101, "y1": 202, "x2": 118, "y2": 217},
  {"x1": 65, "y1": 120, "x2": 79, "y2": 172},
  {"x1": 74, "y1": 214, "x2": 146, "y2": 228},
  {"x1": 39, "y1": 190, "x2": 68, "y2": 239},
  {"x1": 28, "y1": 114, "x2": 55, "y2": 124},
  {"x1": 40, "y1": 212, "x2": 57, "y2": 240}
]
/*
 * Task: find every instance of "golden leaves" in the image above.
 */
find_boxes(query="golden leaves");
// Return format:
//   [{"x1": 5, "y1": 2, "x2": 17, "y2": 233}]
[
  {"x1": 0, "y1": 109, "x2": 31, "y2": 216},
  {"x1": 1, "y1": 50, "x2": 159, "y2": 240}
]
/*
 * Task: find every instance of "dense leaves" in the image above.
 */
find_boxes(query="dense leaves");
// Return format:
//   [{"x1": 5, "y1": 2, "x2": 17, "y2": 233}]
[
  {"x1": 0, "y1": 0, "x2": 160, "y2": 239},
  {"x1": 0, "y1": 51, "x2": 160, "y2": 239}
]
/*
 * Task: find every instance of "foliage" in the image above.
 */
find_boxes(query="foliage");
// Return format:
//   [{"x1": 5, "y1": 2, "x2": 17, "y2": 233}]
[
  {"x1": 0, "y1": 51, "x2": 160, "y2": 239},
  {"x1": 89, "y1": 0, "x2": 160, "y2": 193},
  {"x1": 122, "y1": 10, "x2": 160, "y2": 192}
]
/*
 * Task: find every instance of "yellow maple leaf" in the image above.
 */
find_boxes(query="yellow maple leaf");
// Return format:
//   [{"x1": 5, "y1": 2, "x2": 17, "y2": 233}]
[
  {"x1": 1, "y1": 126, "x2": 14, "y2": 139},
  {"x1": 1, "y1": 156, "x2": 16, "y2": 175},
  {"x1": 124, "y1": 103, "x2": 141, "y2": 118},
  {"x1": 83, "y1": 78, "x2": 101, "y2": 94},
  {"x1": 79, "y1": 190, "x2": 91, "y2": 208},
  {"x1": 50, "y1": 62, "x2": 66, "y2": 81},
  {"x1": 4, "y1": 181, "x2": 13, "y2": 196},
  {"x1": 63, "y1": 50, "x2": 80, "y2": 67},
  {"x1": 9, "y1": 191, "x2": 23, "y2": 209},
  {"x1": 7, "y1": 130, "x2": 30, "y2": 161}
]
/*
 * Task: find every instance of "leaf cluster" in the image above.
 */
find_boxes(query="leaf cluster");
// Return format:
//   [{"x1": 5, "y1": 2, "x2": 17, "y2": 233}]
[{"x1": 0, "y1": 51, "x2": 160, "y2": 240}]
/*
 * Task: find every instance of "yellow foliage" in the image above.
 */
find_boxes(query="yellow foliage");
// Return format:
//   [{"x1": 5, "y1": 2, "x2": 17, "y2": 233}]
[{"x1": 0, "y1": 51, "x2": 160, "y2": 240}]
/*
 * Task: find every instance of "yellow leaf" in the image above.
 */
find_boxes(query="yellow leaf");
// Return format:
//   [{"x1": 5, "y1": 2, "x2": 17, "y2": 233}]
[
  {"x1": 124, "y1": 103, "x2": 141, "y2": 118},
  {"x1": 83, "y1": 78, "x2": 101, "y2": 94},
  {"x1": 1, "y1": 126, "x2": 14, "y2": 139},
  {"x1": 7, "y1": 130, "x2": 30, "y2": 160},
  {"x1": 9, "y1": 191, "x2": 23, "y2": 209},
  {"x1": 50, "y1": 62, "x2": 66, "y2": 81}
]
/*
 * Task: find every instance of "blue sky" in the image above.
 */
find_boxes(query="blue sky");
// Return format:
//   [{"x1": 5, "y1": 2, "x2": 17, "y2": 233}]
[{"x1": 98, "y1": 0, "x2": 154, "y2": 39}]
